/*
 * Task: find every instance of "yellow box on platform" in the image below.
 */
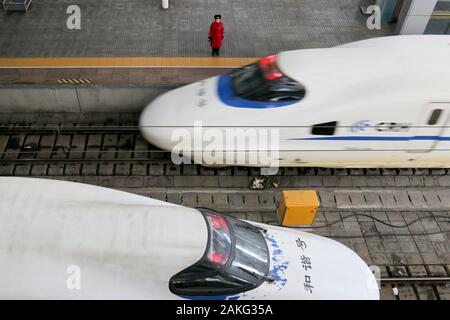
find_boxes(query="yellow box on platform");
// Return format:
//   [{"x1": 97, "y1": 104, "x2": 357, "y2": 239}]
[{"x1": 278, "y1": 190, "x2": 320, "y2": 226}]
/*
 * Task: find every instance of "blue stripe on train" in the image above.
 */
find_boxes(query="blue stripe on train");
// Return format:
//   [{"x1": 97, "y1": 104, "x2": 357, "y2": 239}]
[{"x1": 289, "y1": 136, "x2": 450, "y2": 141}]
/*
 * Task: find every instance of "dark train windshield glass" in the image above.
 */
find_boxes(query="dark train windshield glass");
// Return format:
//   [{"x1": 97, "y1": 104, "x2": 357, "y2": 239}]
[
  {"x1": 230, "y1": 60, "x2": 305, "y2": 102},
  {"x1": 169, "y1": 211, "x2": 270, "y2": 296}
]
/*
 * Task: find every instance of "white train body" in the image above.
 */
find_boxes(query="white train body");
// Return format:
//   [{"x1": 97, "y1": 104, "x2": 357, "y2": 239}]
[
  {"x1": 0, "y1": 178, "x2": 378, "y2": 300},
  {"x1": 140, "y1": 35, "x2": 450, "y2": 168}
]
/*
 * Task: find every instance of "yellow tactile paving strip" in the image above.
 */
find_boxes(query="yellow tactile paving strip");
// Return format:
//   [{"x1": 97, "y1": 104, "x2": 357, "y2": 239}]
[
  {"x1": 431, "y1": 11, "x2": 450, "y2": 20},
  {"x1": 0, "y1": 57, "x2": 259, "y2": 69}
]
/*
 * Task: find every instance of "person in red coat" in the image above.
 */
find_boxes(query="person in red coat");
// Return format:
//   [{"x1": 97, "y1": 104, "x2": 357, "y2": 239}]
[{"x1": 208, "y1": 15, "x2": 224, "y2": 56}]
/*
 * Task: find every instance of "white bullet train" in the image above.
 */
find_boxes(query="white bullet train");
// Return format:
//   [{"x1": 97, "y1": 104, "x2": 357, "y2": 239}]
[
  {"x1": 140, "y1": 35, "x2": 450, "y2": 168},
  {"x1": 0, "y1": 178, "x2": 378, "y2": 300}
]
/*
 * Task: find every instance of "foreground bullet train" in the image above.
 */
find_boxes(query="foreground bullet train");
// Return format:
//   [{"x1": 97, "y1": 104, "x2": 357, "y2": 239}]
[
  {"x1": 140, "y1": 35, "x2": 450, "y2": 168},
  {"x1": 0, "y1": 178, "x2": 378, "y2": 299}
]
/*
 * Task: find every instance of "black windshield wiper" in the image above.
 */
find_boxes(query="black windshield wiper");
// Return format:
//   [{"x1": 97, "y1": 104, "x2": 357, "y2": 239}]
[
  {"x1": 237, "y1": 266, "x2": 275, "y2": 283},
  {"x1": 239, "y1": 222, "x2": 268, "y2": 234}
]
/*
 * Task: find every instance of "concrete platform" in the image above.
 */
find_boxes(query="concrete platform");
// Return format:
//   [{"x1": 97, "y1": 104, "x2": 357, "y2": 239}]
[
  {"x1": 0, "y1": 0, "x2": 396, "y2": 113},
  {"x1": 0, "y1": 67, "x2": 202, "y2": 85},
  {"x1": 0, "y1": 58, "x2": 257, "y2": 112},
  {"x1": 0, "y1": 0, "x2": 394, "y2": 58},
  {"x1": 0, "y1": 57, "x2": 256, "y2": 85}
]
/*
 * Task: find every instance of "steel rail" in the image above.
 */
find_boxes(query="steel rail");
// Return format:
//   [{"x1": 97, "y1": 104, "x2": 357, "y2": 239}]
[{"x1": 380, "y1": 277, "x2": 450, "y2": 283}]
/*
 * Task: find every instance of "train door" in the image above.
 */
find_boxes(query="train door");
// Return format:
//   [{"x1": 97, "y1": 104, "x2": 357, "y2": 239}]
[{"x1": 407, "y1": 103, "x2": 450, "y2": 153}]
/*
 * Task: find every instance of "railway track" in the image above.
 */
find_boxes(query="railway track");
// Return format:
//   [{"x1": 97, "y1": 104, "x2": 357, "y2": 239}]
[
  {"x1": 378, "y1": 265, "x2": 450, "y2": 300},
  {"x1": 381, "y1": 277, "x2": 450, "y2": 284},
  {"x1": 380, "y1": 282, "x2": 448, "y2": 300},
  {"x1": 2, "y1": 124, "x2": 450, "y2": 177},
  {"x1": 0, "y1": 125, "x2": 140, "y2": 135},
  {"x1": 0, "y1": 157, "x2": 169, "y2": 164}
]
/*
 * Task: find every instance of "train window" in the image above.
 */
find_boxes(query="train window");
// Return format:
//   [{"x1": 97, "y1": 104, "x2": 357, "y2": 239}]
[
  {"x1": 169, "y1": 211, "x2": 270, "y2": 296},
  {"x1": 168, "y1": 266, "x2": 254, "y2": 296},
  {"x1": 311, "y1": 122, "x2": 338, "y2": 136},
  {"x1": 230, "y1": 60, "x2": 306, "y2": 102},
  {"x1": 428, "y1": 109, "x2": 443, "y2": 125}
]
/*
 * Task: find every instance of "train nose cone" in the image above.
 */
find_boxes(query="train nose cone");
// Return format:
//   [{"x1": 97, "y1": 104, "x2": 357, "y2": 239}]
[
  {"x1": 279, "y1": 230, "x2": 380, "y2": 299},
  {"x1": 139, "y1": 94, "x2": 169, "y2": 150},
  {"x1": 320, "y1": 241, "x2": 380, "y2": 300},
  {"x1": 139, "y1": 84, "x2": 195, "y2": 151}
]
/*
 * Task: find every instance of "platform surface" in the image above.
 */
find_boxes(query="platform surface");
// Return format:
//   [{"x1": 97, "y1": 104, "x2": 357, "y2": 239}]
[{"x1": 0, "y1": 0, "x2": 394, "y2": 58}]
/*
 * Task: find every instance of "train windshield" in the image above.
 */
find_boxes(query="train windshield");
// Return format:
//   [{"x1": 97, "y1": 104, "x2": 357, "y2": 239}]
[
  {"x1": 169, "y1": 211, "x2": 270, "y2": 296},
  {"x1": 230, "y1": 55, "x2": 305, "y2": 102}
]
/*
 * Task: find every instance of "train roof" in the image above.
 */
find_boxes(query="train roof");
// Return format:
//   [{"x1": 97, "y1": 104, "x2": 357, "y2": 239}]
[
  {"x1": 336, "y1": 35, "x2": 450, "y2": 48},
  {"x1": 277, "y1": 36, "x2": 450, "y2": 104},
  {"x1": 0, "y1": 178, "x2": 207, "y2": 298}
]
